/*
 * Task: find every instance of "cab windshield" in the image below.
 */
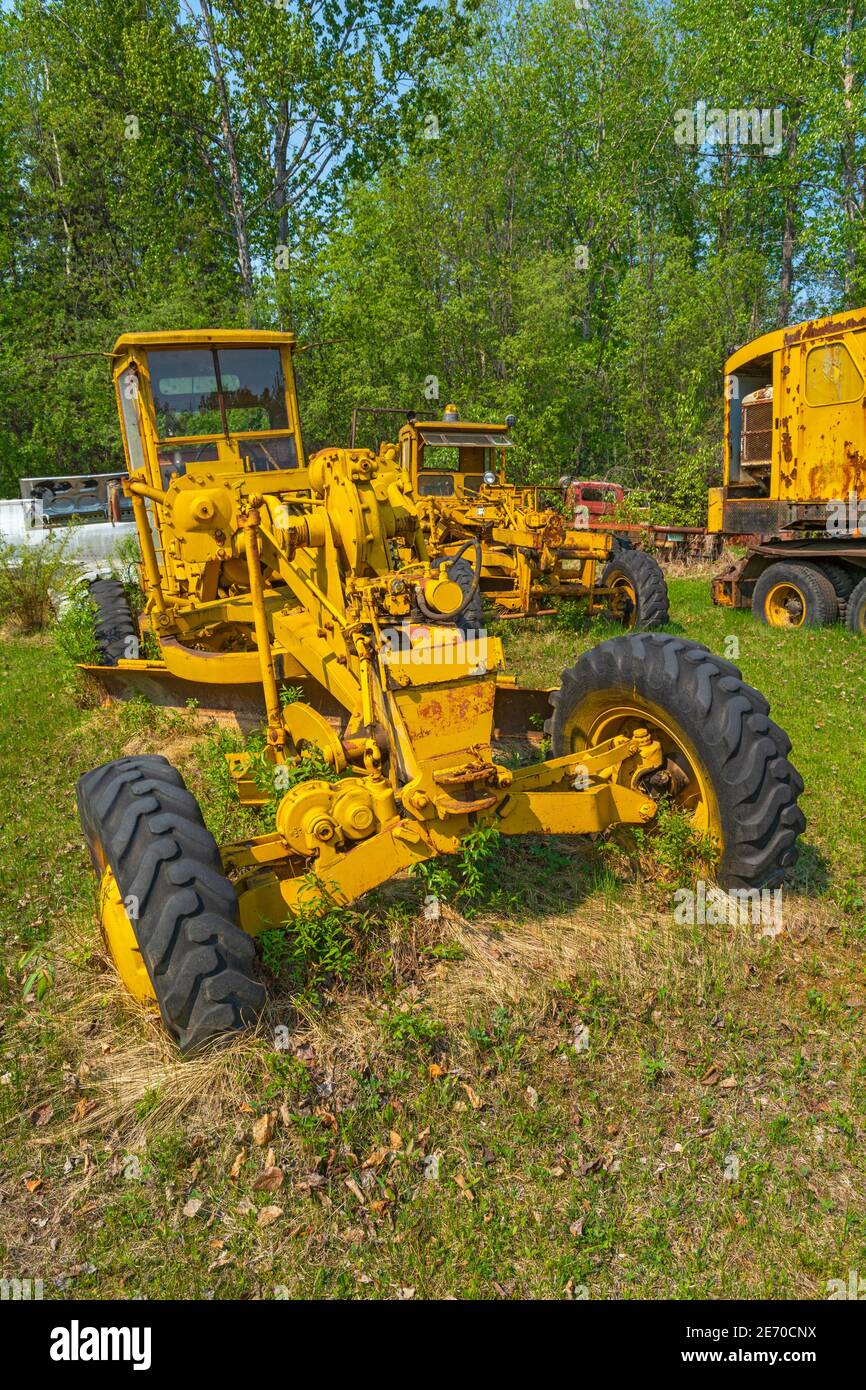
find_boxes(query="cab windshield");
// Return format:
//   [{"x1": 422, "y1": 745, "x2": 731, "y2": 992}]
[
  {"x1": 148, "y1": 347, "x2": 290, "y2": 439},
  {"x1": 415, "y1": 429, "x2": 510, "y2": 497}
]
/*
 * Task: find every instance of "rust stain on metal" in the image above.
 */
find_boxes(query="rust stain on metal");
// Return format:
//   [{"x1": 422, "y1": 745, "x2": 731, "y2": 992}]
[{"x1": 783, "y1": 311, "x2": 866, "y2": 347}]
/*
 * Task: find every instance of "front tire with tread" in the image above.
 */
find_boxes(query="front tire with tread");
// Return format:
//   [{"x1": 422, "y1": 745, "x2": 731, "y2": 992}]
[
  {"x1": 601, "y1": 548, "x2": 669, "y2": 629},
  {"x1": 77, "y1": 754, "x2": 264, "y2": 1053},
  {"x1": 88, "y1": 578, "x2": 137, "y2": 665},
  {"x1": 546, "y1": 634, "x2": 804, "y2": 890}
]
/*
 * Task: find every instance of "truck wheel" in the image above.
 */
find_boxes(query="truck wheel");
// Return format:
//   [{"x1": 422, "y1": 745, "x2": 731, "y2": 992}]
[
  {"x1": 88, "y1": 578, "x2": 137, "y2": 665},
  {"x1": 601, "y1": 549, "x2": 669, "y2": 629},
  {"x1": 846, "y1": 575, "x2": 866, "y2": 634},
  {"x1": 546, "y1": 634, "x2": 804, "y2": 890},
  {"x1": 752, "y1": 563, "x2": 838, "y2": 628},
  {"x1": 815, "y1": 561, "x2": 856, "y2": 619},
  {"x1": 817, "y1": 562, "x2": 857, "y2": 604},
  {"x1": 76, "y1": 755, "x2": 265, "y2": 1053}
]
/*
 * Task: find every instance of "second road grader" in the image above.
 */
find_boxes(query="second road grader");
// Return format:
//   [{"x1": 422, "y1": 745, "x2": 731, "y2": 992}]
[
  {"x1": 365, "y1": 405, "x2": 670, "y2": 628},
  {"x1": 76, "y1": 331, "x2": 804, "y2": 1052}
]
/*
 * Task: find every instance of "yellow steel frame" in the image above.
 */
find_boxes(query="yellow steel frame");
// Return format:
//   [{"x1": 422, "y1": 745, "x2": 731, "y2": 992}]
[
  {"x1": 392, "y1": 413, "x2": 616, "y2": 616},
  {"x1": 96, "y1": 333, "x2": 666, "y2": 949}
]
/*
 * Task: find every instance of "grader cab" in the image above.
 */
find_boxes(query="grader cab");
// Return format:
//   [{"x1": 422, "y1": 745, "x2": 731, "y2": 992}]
[
  {"x1": 385, "y1": 407, "x2": 669, "y2": 628},
  {"x1": 75, "y1": 331, "x2": 803, "y2": 1053}
]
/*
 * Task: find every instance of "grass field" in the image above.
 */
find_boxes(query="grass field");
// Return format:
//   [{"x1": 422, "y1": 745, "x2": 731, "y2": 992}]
[{"x1": 1, "y1": 576, "x2": 865, "y2": 1300}]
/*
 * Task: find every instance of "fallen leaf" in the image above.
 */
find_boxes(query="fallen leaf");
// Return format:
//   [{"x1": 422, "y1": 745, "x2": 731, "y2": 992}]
[
  {"x1": 229, "y1": 1148, "x2": 247, "y2": 1179},
  {"x1": 526, "y1": 1086, "x2": 539, "y2": 1109},
  {"x1": 569, "y1": 1215, "x2": 586, "y2": 1238},
  {"x1": 297, "y1": 1172, "x2": 326, "y2": 1191},
  {"x1": 700, "y1": 1064, "x2": 721, "y2": 1087},
  {"x1": 31, "y1": 1103, "x2": 53, "y2": 1127},
  {"x1": 253, "y1": 1166, "x2": 284, "y2": 1193},
  {"x1": 719, "y1": 1076, "x2": 738, "y2": 1090},
  {"x1": 345, "y1": 1176, "x2": 366, "y2": 1205},
  {"x1": 388, "y1": 1129, "x2": 403, "y2": 1151},
  {"x1": 361, "y1": 1148, "x2": 388, "y2": 1170},
  {"x1": 25, "y1": 1178, "x2": 42, "y2": 1193},
  {"x1": 182, "y1": 1198, "x2": 202, "y2": 1218},
  {"x1": 428, "y1": 1063, "x2": 444, "y2": 1079},
  {"x1": 256, "y1": 1205, "x2": 283, "y2": 1228},
  {"x1": 462, "y1": 1083, "x2": 483, "y2": 1110},
  {"x1": 252, "y1": 1112, "x2": 276, "y2": 1147}
]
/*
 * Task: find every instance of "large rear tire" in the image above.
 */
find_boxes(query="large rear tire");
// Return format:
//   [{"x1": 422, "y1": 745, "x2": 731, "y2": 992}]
[
  {"x1": 601, "y1": 549, "x2": 669, "y2": 629},
  {"x1": 77, "y1": 754, "x2": 264, "y2": 1053},
  {"x1": 752, "y1": 563, "x2": 837, "y2": 628},
  {"x1": 846, "y1": 575, "x2": 866, "y2": 634},
  {"x1": 88, "y1": 578, "x2": 137, "y2": 665},
  {"x1": 546, "y1": 634, "x2": 804, "y2": 890},
  {"x1": 815, "y1": 562, "x2": 856, "y2": 608}
]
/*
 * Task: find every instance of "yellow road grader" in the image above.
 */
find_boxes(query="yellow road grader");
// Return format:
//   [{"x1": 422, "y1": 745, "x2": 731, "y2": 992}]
[
  {"x1": 369, "y1": 406, "x2": 670, "y2": 628},
  {"x1": 76, "y1": 331, "x2": 804, "y2": 1052}
]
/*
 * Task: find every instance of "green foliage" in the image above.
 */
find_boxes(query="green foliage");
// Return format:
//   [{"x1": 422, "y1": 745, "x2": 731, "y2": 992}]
[
  {"x1": 54, "y1": 579, "x2": 100, "y2": 664},
  {"x1": 110, "y1": 535, "x2": 145, "y2": 616},
  {"x1": 0, "y1": 533, "x2": 80, "y2": 634},
  {"x1": 380, "y1": 1005, "x2": 444, "y2": 1053},
  {"x1": 3, "y1": 0, "x2": 864, "y2": 517},
  {"x1": 260, "y1": 901, "x2": 360, "y2": 996},
  {"x1": 411, "y1": 823, "x2": 502, "y2": 910},
  {"x1": 17, "y1": 944, "x2": 55, "y2": 1000},
  {"x1": 634, "y1": 798, "x2": 719, "y2": 887}
]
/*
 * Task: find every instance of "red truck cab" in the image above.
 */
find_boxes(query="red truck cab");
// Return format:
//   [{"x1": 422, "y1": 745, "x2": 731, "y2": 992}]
[{"x1": 560, "y1": 479, "x2": 625, "y2": 524}]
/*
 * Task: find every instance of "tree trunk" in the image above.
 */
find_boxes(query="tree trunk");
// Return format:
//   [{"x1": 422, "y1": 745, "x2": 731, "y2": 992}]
[
  {"x1": 41, "y1": 62, "x2": 72, "y2": 276},
  {"x1": 841, "y1": 1, "x2": 858, "y2": 304},
  {"x1": 779, "y1": 123, "x2": 797, "y2": 327},
  {"x1": 199, "y1": 0, "x2": 255, "y2": 318}
]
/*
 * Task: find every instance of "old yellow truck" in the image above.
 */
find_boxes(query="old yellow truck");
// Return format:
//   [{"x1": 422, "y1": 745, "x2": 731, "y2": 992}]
[{"x1": 709, "y1": 308, "x2": 866, "y2": 631}]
